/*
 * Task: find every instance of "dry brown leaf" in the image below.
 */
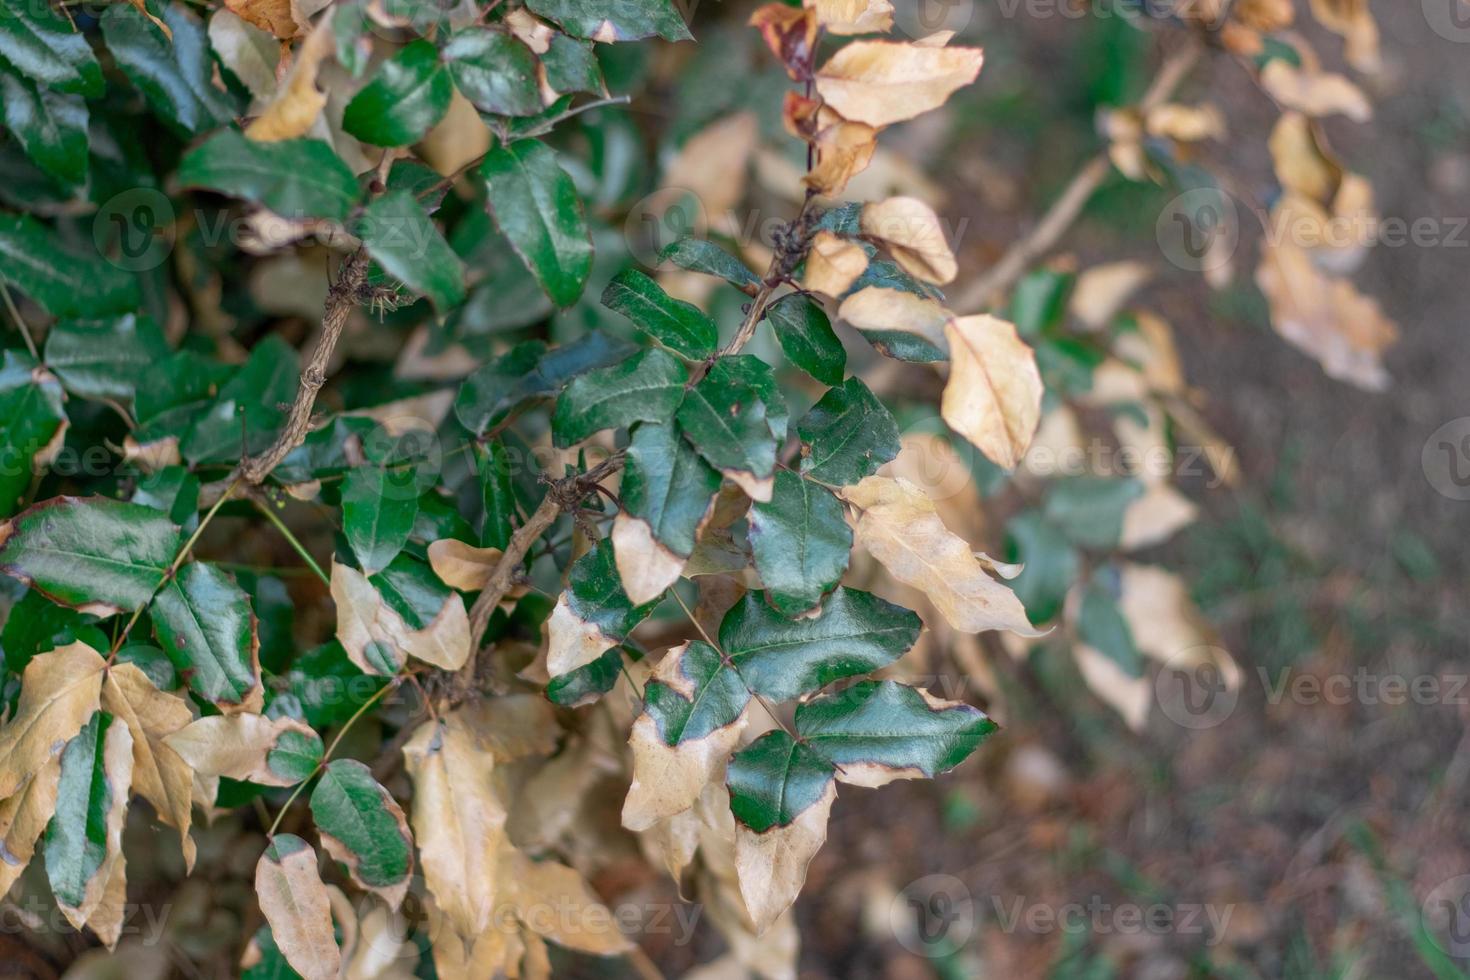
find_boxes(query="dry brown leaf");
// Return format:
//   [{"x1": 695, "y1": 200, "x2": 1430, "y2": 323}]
[
  {"x1": 805, "y1": 0, "x2": 893, "y2": 34},
  {"x1": 455, "y1": 695, "x2": 559, "y2": 761},
  {"x1": 1260, "y1": 59, "x2": 1371, "y2": 122},
  {"x1": 224, "y1": 0, "x2": 300, "y2": 38},
  {"x1": 801, "y1": 230, "x2": 869, "y2": 296},
  {"x1": 505, "y1": 8, "x2": 554, "y2": 52},
  {"x1": 499, "y1": 843, "x2": 635, "y2": 956},
  {"x1": 0, "y1": 642, "x2": 107, "y2": 798},
  {"x1": 164, "y1": 713, "x2": 319, "y2": 787},
  {"x1": 622, "y1": 642, "x2": 751, "y2": 832},
  {"x1": 785, "y1": 97, "x2": 878, "y2": 197},
  {"x1": 815, "y1": 40, "x2": 984, "y2": 128},
  {"x1": 749, "y1": 4, "x2": 817, "y2": 81},
  {"x1": 100, "y1": 664, "x2": 197, "y2": 871},
  {"x1": 427, "y1": 539, "x2": 504, "y2": 592},
  {"x1": 1308, "y1": 0, "x2": 1380, "y2": 72},
  {"x1": 860, "y1": 196, "x2": 957, "y2": 284},
  {"x1": 1120, "y1": 484, "x2": 1199, "y2": 552},
  {"x1": 1074, "y1": 644, "x2": 1151, "y2": 732},
  {"x1": 1069, "y1": 261, "x2": 1152, "y2": 331},
  {"x1": 1145, "y1": 103, "x2": 1226, "y2": 143},
  {"x1": 419, "y1": 89, "x2": 493, "y2": 177},
  {"x1": 663, "y1": 112, "x2": 759, "y2": 229},
  {"x1": 1269, "y1": 112, "x2": 1343, "y2": 204},
  {"x1": 0, "y1": 759, "x2": 61, "y2": 896},
  {"x1": 735, "y1": 779, "x2": 835, "y2": 935},
  {"x1": 611, "y1": 512, "x2": 687, "y2": 606},
  {"x1": 403, "y1": 714, "x2": 508, "y2": 936},
  {"x1": 256, "y1": 835, "x2": 342, "y2": 980},
  {"x1": 941, "y1": 314, "x2": 1043, "y2": 470},
  {"x1": 545, "y1": 592, "x2": 620, "y2": 679},
  {"x1": 837, "y1": 286, "x2": 951, "y2": 353},
  {"x1": 841, "y1": 476, "x2": 1042, "y2": 635},
  {"x1": 332, "y1": 559, "x2": 472, "y2": 673},
  {"x1": 244, "y1": 12, "x2": 333, "y2": 141}
]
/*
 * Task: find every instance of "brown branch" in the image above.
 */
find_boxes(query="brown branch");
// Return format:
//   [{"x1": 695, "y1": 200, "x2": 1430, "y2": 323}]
[{"x1": 954, "y1": 39, "x2": 1203, "y2": 313}]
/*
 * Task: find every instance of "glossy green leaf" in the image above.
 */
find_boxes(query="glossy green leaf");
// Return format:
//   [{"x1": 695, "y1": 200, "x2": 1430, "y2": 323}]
[
  {"x1": 43, "y1": 314, "x2": 168, "y2": 401},
  {"x1": 442, "y1": 28, "x2": 541, "y2": 117},
  {"x1": 179, "y1": 335, "x2": 298, "y2": 465},
  {"x1": 132, "y1": 467, "x2": 200, "y2": 527},
  {"x1": 545, "y1": 645, "x2": 625, "y2": 708},
  {"x1": 453, "y1": 334, "x2": 632, "y2": 435},
  {"x1": 726, "y1": 729, "x2": 834, "y2": 833},
  {"x1": 481, "y1": 139, "x2": 593, "y2": 308},
  {"x1": 132, "y1": 350, "x2": 235, "y2": 445},
  {"x1": 552, "y1": 347, "x2": 687, "y2": 447},
  {"x1": 1008, "y1": 268, "x2": 1075, "y2": 339},
  {"x1": 151, "y1": 561, "x2": 262, "y2": 710},
  {"x1": 768, "y1": 294, "x2": 845, "y2": 386},
  {"x1": 795, "y1": 680, "x2": 997, "y2": 779},
  {"x1": 541, "y1": 33, "x2": 604, "y2": 97},
  {"x1": 601, "y1": 268, "x2": 718, "y2": 360},
  {"x1": 1042, "y1": 476, "x2": 1145, "y2": 551},
  {"x1": 342, "y1": 39, "x2": 450, "y2": 147},
  {"x1": 0, "y1": 351, "x2": 66, "y2": 517},
  {"x1": 659, "y1": 237, "x2": 760, "y2": 291},
  {"x1": 621, "y1": 421, "x2": 721, "y2": 559},
  {"x1": 342, "y1": 465, "x2": 419, "y2": 576},
  {"x1": 0, "y1": 212, "x2": 140, "y2": 318},
  {"x1": 477, "y1": 440, "x2": 516, "y2": 551},
  {"x1": 0, "y1": 68, "x2": 88, "y2": 187},
  {"x1": 644, "y1": 640, "x2": 748, "y2": 746},
  {"x1": 309, "y1": 759, "x2": 413, "y2": 902},
  {"x1": 177, "y1": 129, "x2": 360, "y2": 222},
  {"x1": 797, "y1": 377, "x2": 900, "y2": 487},
  {"x1": 718, "y1": 587, "x2": 921, "y2": 702},
  {"x1": 0, "y1": 0, "x2": 104, "y2": 96},
  {"x1": 525, "y1": 0, "x2": 692, "y2": 42},
  {"x1": 0, "y1": 496, "x2": 179, "y2": 613},
  {"x1": 357, "y1": 189, "x2": 467, "y2": 310},
  {"x1": 0, "y1": 588, "x2": 94, "y2": 673},
  {"x1": 101, "y1": 3, "x2": 239, "y2": 136},
  {"x1": 748, "y1": 471, "x2": 851, "y2": 617},
  {"x1": 563, "y1": 538, "x2": 660, "y2": 641},
  {"x1": 676, "y1": 356, "x2": 786, "y2": 493},
  {"x1": 43, "y1": 712, "x2": 119, "y2": 910}
]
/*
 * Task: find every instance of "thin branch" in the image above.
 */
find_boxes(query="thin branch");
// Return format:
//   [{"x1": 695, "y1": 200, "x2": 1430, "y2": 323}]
[
  {"x1": 255, "y1": 498, "x2": 330, "y2": 586},
  {"x1": 1, "y1": 284, "x2": 39, "y2": 360},
  {"x1": 954, "y1": 38, "x2": 1202, "y2": 313}
]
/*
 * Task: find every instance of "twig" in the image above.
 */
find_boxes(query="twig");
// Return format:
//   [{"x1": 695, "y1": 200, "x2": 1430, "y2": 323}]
[
  {"x1": 1, "y1": 284, "x2": 39, "y2": 360},
  {"x1": 255, "y1": 497, "x2": 330, "y2": 586},
  {"x1": 954, "y1": 39, "x2": 1202, "y2": 313}
]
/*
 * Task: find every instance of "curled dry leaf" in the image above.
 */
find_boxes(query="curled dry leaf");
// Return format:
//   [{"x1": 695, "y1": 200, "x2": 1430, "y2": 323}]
[
  {"x1": 427, "y1": 538, "x2": 505, "y2": 592},
  {"x1": 805, "y1": 0, "x2": 894, "y2": 35},
  {"x1": 802, "y1": 230, "x2": 869, "y2": 296},
  {"x1": 860, "y1": 196, "x2": 957, "y2": 285},
  {"x1": 1260, "y1": 59, "x2": 1371, "y2": 123},
  {"x1": 244, "y1": 12, "x2": 334, "y2": 141},
  {"x1": 749, "y1": 4, "x2": 817, "y2": 81},
  {"x1": 815, "y1": 39, "x2": 984, "y2": 128},
  {"x1": 841, "y1": 476, "x2": 1042, "y2": 636},
  {"x1": 0, "y1": 759, "x2": 61, "y2": 897},
  {"x1": 332, "y1": 559, "x2": 472, "y2": 673},
  {"x1": 941, "y1": 314, "x2": 1043, "y2": 470},
  {"x1": 255, "y1": 835, "x2": 342, "y2": 980},
  {"x1": 0, "y1": 642, "x2": 107, "y2": 798},
  {"x1": 837, "y1": 286, "x2": 951, "y2": 354},
  {"x1": 164, "y1": 713, "x2": 322, "y2": 787},
  {"x1": 784, "y1": 94, "x2": 878, "y2": 197},
  {"x1": 101, "y1": 663, "x2": 197, "y2": 870}
]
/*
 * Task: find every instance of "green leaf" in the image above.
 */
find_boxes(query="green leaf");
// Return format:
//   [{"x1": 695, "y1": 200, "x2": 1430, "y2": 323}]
[
  {"x1": 643, "y1": 639, "x2": 749, "y2": 746},
  {"x1": 453, "y1": 334, "x2": 632, "y2": 435},
  {"x1": 342, "y1": 465, "x2": 420, "y2": 576},
  {"x1": 563, "y1": 538, "x2": 660, "y2": 642},
  {"x1": 265, "y1": 728, "x2": 325, "y2": 785},
  {"x1": 0, "y1": 496, "x2": 180, "y2": 613},
  {"x1": 541, "y1": 33, "x2": 604, "y2": 98},
  {"x1": 525, "y1": 0, "x2": 692, "y2": 42},
  {"x1": 1008, "y1": 268, "x2": 1075, "y2": 339},
  {"x1": 43, "y1": 712, "x2": 120, "y2": 910},
  {"x1": 132, "y1": 466, "x2": 200, "y2": 526},
  {"x1": 545, "y1": 645, "x2": 625, "y2": 708},
  {"x1": 797, "y1": 377, "x2": 900, "y2": 487},
  {"x1": 179, "y1": 335, "x2": 298, "y2": 465},
  {"x1": 177, "y1": 129, "x2": 360, "y2": 223},
  {"x1": 1004, "y1": 510, "x2": 1078, "y2": 625},
  {"x1": 748, "y1": 471, "x2": 851, "y2": 617},
  {"x1": 100, "y1": 3, "x2": 239, "y2": 136},
  {"x1": 658, "y1": 238, "x2": 760, "y2": 292},
  {"x1": 0, "y1": 351, "x2": 66, "y2": 517},
  {"x1": 601, "y1": 268, "x2": 718, "y2": 360},
  {"x1": 151, "y1": 561, "x2": 263, "y2": 710},
  {"x1": 442, "y1": 28, "x2": 541, "y2": 117},
  {"x1": 0, "y1": 212, "x2": 140, "y2": 318},
  {"x1": 477, "y1": 441, "x2": 516, "y2": 551},
  {"x1": 0, "y1": 68, "x2": 88, "y2": 187},
  {"x1": 0, "y1": 0, "x2": 104, "y2": 96},
  {"x1": 621, "y1": 421, "x2": 721, "y2": 560},
  {"x1": 132, "y1": 350, "x2": 234, "y2": 444},
  {"x1": 1077, "y1": 570, "x2": 1143, "y2": 676},
  {"x1": 43, "y1": 314, "x2": 168, "y2": 401},
  {"x1": 676, "y1": 356, "x2": 786, "y2": 496},
  {"x1": 795, "y1": 680, "x2": 996, "y2": 780},
  {"x1": 552, "y1": 347, "x2": 687, "y2": 447},
  {"x1": 342, "y1": 39, "x2": 450, "y2": 147},
  {"x1": 768, "y1": 294, "x2": 845, "y2": 386},
  {"x1": 726, "y1": 729, "x2": 834, "y2": 833},
  {"x1": 0, "y1": 588, "x2": 93, "y2": 673},
  {"x1": 481, "y1": 139, "x2": 593, "y2": 308},
  {"x1": 718, "y1": 587, "x2": 921, "y2": 701},
  {"x1": 309, "y1": 759, "x2": 413, "y2": 903},
  {"x1": 1042, "y1": 476, "x2": 1145, "y2": 550},
  {"x1": 356, "y1": 189, "x2": 467, "y2": 310}
]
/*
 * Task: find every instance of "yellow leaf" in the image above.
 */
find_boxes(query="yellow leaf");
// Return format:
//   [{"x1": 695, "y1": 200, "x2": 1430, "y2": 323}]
[
  {"x1": 801, "y1": 230, "x2": 868, "y2": 297},
  {"x1": 256, "y1": 835, "x2": 342, "y2": 980},
  {"x1": 621, "y1": 642, "x2": 750, "y2": 832},
  {"x1": 427, "y1": 539, "x2": 504, "y2": 592},
  {"x1": 332, "y1": 559, "x2": 472, "y2": 673},
  {"x1": 734, "y1": 778, "x2": 835, "y2": 935},
  {"x1": 0, "y1": 642, "x2": 107, "y2": 798},
  {"x1": 804, "y1": 0, "x2": 893, "y2": 35},
  {"x1": 841, "y1": 476, "x2": 1042, "y2": 636},
  {"x1": 244, "y1": 12, "x2": 333, "y2": 141},
  {"x1": 499, "y1": 844, "x2": 635, "y2": 956},
  {"x1": 941, "y1": 314, "x2": 1043, "y2": 470},
  {"x1": 815, "y1": 40, "x2": 984, "y2": 128},
  {"x1": 860, "y1": 196, "x2": 956, "y2": 285},
  {"x1": 164, "y1": 713, "x2": 319, "y2": 787},
  {"x1": 100, "y1": 664, "x2": 197, "y2": 871}
]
